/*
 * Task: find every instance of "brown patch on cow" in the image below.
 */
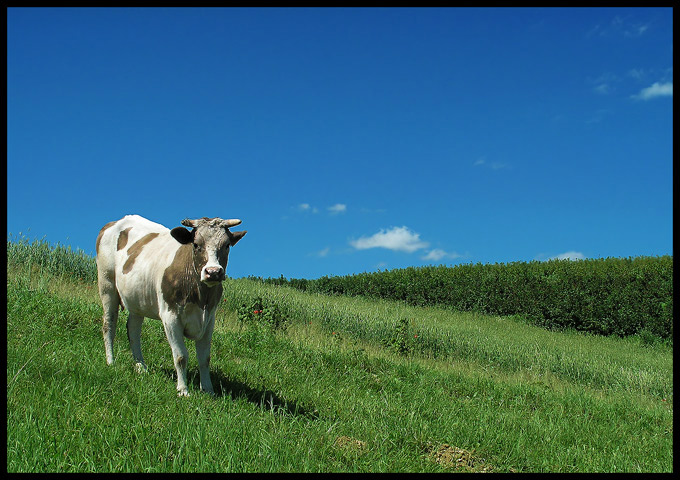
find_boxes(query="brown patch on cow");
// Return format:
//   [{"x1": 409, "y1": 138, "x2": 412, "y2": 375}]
[
  {"x1": 117, "y1": 227, "x2": 132, "y2": 251},
  {"x1": 203, "y1": 282, "x2": 223, "y2": 312},
  {"x1": 161, "y1": 244, "x2": 223, "y2": 311},
  {"x1": 161, "y1": 244, "x2": 197, "y2": 308},
  {"x1": 96, "y1": 221, "x2": 117, "y2": 255},
  {"x1": 122, "y1": 232, "x2": 159, "y2": 274}
]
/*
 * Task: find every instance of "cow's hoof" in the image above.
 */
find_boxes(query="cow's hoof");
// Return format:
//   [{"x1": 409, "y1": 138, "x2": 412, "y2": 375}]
[
  {"x1": 134, "y1": 362, "x2": 148, "y2": 374},
  {"x1": 177, "y1": 389, "x2": 190, "y2": 397}
]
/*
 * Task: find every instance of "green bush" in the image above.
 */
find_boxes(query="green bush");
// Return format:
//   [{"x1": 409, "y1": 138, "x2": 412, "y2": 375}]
[
  {"x1": 264, "y1": 256, "x2": 673, "y2": 340},
  {"x1": 382, "y1": 317, "x2": 415, "y2": 356},
  {"x1": 237, "y1": 296, "x2": 288, "y2": 333}
]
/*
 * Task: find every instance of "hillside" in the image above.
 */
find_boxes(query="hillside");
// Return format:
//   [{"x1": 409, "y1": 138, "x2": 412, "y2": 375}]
[{"x1": 6, "y1": 238, "x2": 674, "y2": 472}]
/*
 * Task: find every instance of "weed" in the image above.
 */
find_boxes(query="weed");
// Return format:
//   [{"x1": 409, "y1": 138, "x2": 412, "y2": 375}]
[
  {"x1": 383, "y1": 317, "x2": 414, "y2": 356},
  {"x1": 237, "y1": 296, "x2": 289, "y2": 333}
]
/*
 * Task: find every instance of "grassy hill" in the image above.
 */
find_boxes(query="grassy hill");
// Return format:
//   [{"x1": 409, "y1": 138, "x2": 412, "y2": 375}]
[{"x1": 6, "y1": 238, "x2": 673, "y2": 472}]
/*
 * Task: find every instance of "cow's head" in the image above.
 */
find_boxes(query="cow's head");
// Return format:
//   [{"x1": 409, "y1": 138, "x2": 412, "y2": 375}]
[{"x1": 170, "y1": 217, "x2": 246, "y2": 286}]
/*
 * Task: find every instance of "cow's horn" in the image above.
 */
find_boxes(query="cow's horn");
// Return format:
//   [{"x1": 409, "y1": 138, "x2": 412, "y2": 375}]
[
  {"x1": 181, "y1": 218, "x2": 200, "y2": 228},
  {"x1": 224, "y1": 219, "x2": 242, "y2": 227}
]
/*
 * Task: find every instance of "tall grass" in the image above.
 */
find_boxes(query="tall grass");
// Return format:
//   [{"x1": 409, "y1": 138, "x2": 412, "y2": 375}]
[
  {"x1": 6, "y1": 234, "x2": 98, "y2": 282},
  {"x1": 221, "y1": 278, "x2": 671, "y2": 398},
  {"x1": 6, "y1": 238, "x2": 673, "y2": 472}
]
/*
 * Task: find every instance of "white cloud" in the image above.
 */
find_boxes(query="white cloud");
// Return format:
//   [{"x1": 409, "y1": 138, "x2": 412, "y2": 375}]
[
  {"x1": 585, "y1": 108, "x2": 610, "y2": 125},
  {"x1": 420, "y1": 249, "x2": 462, "y2": 262},
  {"x1": 588, "y1": 72, "x2": 620, "y2": 94},
  {"x1": 350, "y1": 226, "x2": 429, "y2": 253},
  {"x1": 593, "y1": 83, "x2": 611, "y2": 95},
  {"x1": 634, "y1": 24, "x2": 650, "y2": 36},
  {"x1": 315, "y1": 247, "x2": 330, "y2": 258},
  {"x1": 421, "y1": 249, "x2": 448, "y2": 261},
  {"x1": 473, "y1": 156, "x2": 508, "y2": 170},
  {"x1": 588, "y1": 16, "x2": 651, "y2": 38},
  {"x1": 297, "y1": 203, "x2": 349, "y2": 215},
  {"x1": 328, "y1": 203, "x2": 347, "y2": 214},
  {"x1": 298, "y1": 203, "x2": 319, "y2": 213},
  {"x1": 627, "y1": 68, "x2": 646, "y2": 80},
  {"x1": 551, "y1": 251, "x2": 585, "y2": 261},
  {"x1": 632, "y1": 82, "x2": 673, "y2": 100}
]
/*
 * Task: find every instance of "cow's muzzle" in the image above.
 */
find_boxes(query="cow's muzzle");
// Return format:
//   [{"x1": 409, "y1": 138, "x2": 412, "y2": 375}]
[{"x1": 203, "y1": 266, "x2": 225, "y2": 284}]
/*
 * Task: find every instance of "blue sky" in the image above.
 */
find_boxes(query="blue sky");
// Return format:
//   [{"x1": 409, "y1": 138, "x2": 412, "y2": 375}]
[{"x1": 7, "y1": 7, "x2": 673, "y2": 279}]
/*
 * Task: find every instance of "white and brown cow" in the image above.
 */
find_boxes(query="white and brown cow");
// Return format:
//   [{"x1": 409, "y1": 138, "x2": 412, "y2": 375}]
[{"x1": 96, "y1": 214, "x2": 246, "y2": 396}]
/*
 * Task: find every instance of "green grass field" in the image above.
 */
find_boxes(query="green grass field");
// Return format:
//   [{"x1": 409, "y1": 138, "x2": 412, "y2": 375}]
[{"x1": 6, "y1": 239, "x2": 673, "y2": 472}]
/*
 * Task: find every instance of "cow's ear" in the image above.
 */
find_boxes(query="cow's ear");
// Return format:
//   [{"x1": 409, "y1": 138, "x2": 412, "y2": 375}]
[
  {"x1": 171, "y1": 226, "x2": 194, "y2": 245},
  {"x1": 229, "y1": 230, "x2": 247, "y2": 246}
]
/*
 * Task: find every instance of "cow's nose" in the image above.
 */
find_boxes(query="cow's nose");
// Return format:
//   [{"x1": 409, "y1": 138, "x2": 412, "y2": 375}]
[{"x1": 204, "y1": 266, "x2": 224, "y2": 281}]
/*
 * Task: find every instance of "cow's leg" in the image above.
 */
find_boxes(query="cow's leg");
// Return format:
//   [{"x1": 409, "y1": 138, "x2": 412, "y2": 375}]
[
  {"x1": 99, "y1": 284, "x2": 120, "y2": 365},
  {"x1": 195, "y1": 315, "x2": 215, "y2": 394},
  {"x1": 126, "y1": 312, "x2": 147, "y2": 372},
  {"x1": 162, "y1": 318, "x2": 190, "y2": 396}
]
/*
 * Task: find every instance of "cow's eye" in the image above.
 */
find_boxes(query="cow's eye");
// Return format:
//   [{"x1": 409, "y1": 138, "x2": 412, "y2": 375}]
[{"x1": 193, "y1": 243, "x2": 202, "y2": 251}]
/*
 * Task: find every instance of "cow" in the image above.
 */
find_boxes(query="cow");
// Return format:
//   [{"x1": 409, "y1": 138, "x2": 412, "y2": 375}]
[{"x1": 96, "y1": 214, "x2": 246, "y2": 396}]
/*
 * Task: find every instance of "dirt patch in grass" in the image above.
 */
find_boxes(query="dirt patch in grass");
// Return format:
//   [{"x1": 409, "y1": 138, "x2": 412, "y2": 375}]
[
  {"x1": 334, "y1": 435, "x2": 367, "y2": 453},
  {"x1": 427, "y1": 443, "x2": 494, "y2": 472}
]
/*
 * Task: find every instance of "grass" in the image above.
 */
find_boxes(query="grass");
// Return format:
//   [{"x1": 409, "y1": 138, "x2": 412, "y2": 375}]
[
  {"x1": 6, "y1": 238, "x2": 673, "y2": 472},
  {"x1": 222, "y1": 278, "x2": 671, "y2": 398}
]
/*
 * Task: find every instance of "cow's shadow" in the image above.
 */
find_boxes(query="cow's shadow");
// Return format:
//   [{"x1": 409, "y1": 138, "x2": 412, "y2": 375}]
[{"x1": 160, "y1": 367, "x2": 319, "y2": 419}]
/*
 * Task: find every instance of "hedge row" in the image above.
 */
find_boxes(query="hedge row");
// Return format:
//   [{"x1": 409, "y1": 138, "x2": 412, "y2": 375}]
[{"x1": 252, "y1": 256, "x2": 673, "y2": 339}]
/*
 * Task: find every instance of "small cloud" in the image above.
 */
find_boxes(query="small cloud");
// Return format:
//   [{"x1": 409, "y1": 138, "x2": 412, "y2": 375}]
[
  {"x1": 589, "y1": 16, "x2": 651, "y2": 38},
  {"x1": 297, "y1": 203, "x2": 319, "y2": 213},
  {"x1": 328, "y1": 203, "x2": 347, "y2": 215},
  {"x1": 587, "y1": 72, "x2": 621, "y2": 95},
  {"x1": 627, "y1": 22, "x2": 650, "y2": 38},
  {"x1": 420, "y1": 249, "x2": 462, "y2": 262},
  {"x1": 350, "y1": 226, "x2": 429, "y2": 253},
  {"x1": 550, "y1": 251, "x2": 585, "y2": 261},
  {"x1": 585, "y1": 24, "x2": 603, "y2": 38},
  {"x1": 632, "y1": 82, "x2": 673, "y2": 100},
  {"x1": 585, "y1": 109, "x2": 610, "y2": 124},
  {"x1": 627, "y1": 68, "x2": 646, "y2": 81},
  {"x1": 422, "y1": 249, "x2": 448, "y2": 261},
  {"x1": 473, "y1": 156, "x2": 508, "y2": 170},
  {"x1": 315, "y1": 247, "x2": 330, "y2": 258},
  {"x1": 593, "y1": 83, "x2": 611, "y2": 95}
]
